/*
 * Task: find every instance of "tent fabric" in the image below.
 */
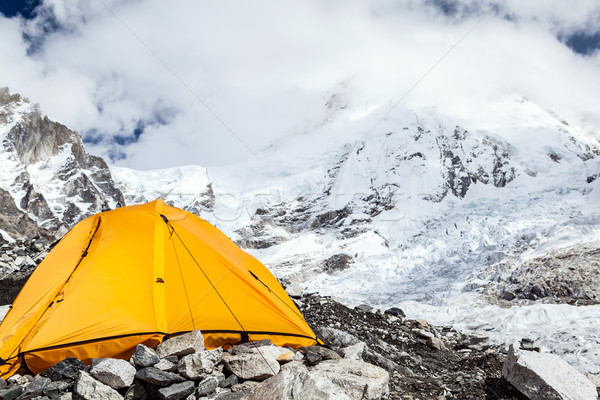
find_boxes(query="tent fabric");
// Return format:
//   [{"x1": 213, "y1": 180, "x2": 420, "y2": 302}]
[{"x1": 0, "y1": 199, "x2": 317, "y2": 377}]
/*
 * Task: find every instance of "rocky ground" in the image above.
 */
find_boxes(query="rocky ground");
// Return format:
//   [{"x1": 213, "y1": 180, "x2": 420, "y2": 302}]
[
  {"x1": 494, "y1": 242, "x2": 600, "y2": 305},
  {"x1": 298, "y1": 293, "x2": 528, "y2": 400},
  {"x1": 1, "y1": 238, "x2": 599, "y2": 399}
]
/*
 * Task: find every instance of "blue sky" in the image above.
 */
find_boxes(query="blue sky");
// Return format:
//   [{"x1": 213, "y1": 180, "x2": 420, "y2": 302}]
[{"x1": 1, "y1": 1, "x2": 600, "y2": 169}]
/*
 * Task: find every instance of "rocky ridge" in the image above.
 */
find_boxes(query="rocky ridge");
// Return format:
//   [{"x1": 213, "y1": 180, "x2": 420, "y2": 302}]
[{"x1": 0, "y1": 87, "x2": 124, "y2": 241}]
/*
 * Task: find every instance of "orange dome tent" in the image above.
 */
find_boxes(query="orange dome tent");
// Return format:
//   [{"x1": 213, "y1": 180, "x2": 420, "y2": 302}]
[{"x1": 0, "y1": 199, "x2": 318, "y2": 377}]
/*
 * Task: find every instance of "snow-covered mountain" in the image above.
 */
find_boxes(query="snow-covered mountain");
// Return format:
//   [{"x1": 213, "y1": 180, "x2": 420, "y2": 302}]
[
  {"x1": 1, "y1": 85, "x2": 600, "y2": 372},
  {"x1": 0, "y1": 87, "x2": 124, "y2": 241}
]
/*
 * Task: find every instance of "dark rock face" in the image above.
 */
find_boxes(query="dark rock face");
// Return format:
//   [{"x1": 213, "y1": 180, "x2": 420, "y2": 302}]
[
  {"x1": 40, "y1": 357, "x2": 87, "y2": 382},
  {"x1": 322, "y1": 254, "x2": 352, "y2": 274},
  {"x1": 0, "y1": 188, "x2": 49, "y2": 240}
]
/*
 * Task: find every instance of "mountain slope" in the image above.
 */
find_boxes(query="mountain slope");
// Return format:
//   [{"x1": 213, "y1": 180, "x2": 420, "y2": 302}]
[{"x1": 0, "y1": 87, "x2": 124, "y2": 240}]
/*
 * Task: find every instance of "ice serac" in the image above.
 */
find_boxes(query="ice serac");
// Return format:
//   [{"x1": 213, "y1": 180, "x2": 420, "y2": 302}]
[{"x1": 0, "y1": 87, "x2": 124, "y2": 239}]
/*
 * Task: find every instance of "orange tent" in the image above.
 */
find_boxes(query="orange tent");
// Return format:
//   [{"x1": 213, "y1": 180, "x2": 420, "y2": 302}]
[{"x1": 0, "y1": 199, "x2": 317, "y2": 377}]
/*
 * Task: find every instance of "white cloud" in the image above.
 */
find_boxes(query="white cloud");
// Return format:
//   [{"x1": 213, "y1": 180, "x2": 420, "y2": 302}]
[{"x1": 1, "y1": 0, "x2": 599, "y2": 169}]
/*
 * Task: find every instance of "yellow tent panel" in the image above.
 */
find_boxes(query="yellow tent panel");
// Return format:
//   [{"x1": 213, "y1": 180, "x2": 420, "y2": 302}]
[{"x1": 0, "y1": 199, "x2": 317, "y2": 377}]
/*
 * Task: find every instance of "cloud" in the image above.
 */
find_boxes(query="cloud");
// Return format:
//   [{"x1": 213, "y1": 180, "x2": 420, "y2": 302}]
[{"x1": 1, "y1": 0, "x2": 599, "y2": 169}]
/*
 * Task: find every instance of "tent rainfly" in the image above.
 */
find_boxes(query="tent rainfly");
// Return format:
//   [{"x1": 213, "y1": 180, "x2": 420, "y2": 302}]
[{"x1": 0, "y1": 199, "x2": 318, "y2": 377}]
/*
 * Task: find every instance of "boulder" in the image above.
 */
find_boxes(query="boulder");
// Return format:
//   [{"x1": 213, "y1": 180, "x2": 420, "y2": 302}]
[
  {"x1": 131, "y1": 344, "x2": 160, "y2": 367},
  {"x1": 220, "y1": 374, "x2": 239, "y2": 388},
  {"x1": 298, "y1": 346, "x2": 342, "y2": 361},
  {"x1": 502, "y1": 342, "x2": 597, "y2": 400},
  {"x1": 0, "y1": 378, "x2": 5, "y2": 390},
  {"x1": 311, "y1": 359, "x2": 390, "y2": 400},
  {"x1": 426, "y1": 337, "x2": 447, "y2": 351},
  {"x1": 43, "y1": 380, "x2": 73, "y2": 397},
  {"x1": 155, "y1": 357, "x2": 178, "y2": 372},
  {"x1": 124, "y1": 382, "x2": 147, "y2": 400},
  {"x1": 74, "y1": 370, "x2": 124, "y2": 400},
  {"x1": 157, "y1": 330, "x2": 205, "y2": 359},
  {"x1": 223, "y1": 352, "x2": 280, "y2": 381},
  {"x1": 240, "y1": 361, "x2": 351, "y2": 400},
  {"x1": 41, "y1": 357, "x2": 87, "y2": 382},
  {"x1": 178, "y1": 348, "x2": 223, "y2": 380},
  {"x1": 135, "y1": 367, "x2": 185, "y2": 387},
  {"x1": 157, "y1": 381, "x2": 195, "y2": 400},
  {"x1": 196, "y1": 375, "x2": 220, "y2": 397},
  {"x1": 19, "y1": 375, "x2": 51, "y2": 399},
  {"x1": 0, "y1": 386, "x2": 22, "y2": 400},
  {"x1": 341, "y1": 342, "x2": 366, "y2": 360},
  {"x1": 91, "y1": 358, "x2": 136, "y2": 389}
]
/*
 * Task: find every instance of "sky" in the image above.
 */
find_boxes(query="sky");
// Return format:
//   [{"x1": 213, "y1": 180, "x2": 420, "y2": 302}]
[{"x1": 1, "y1": 0, "x2": 600, "y2": 170}]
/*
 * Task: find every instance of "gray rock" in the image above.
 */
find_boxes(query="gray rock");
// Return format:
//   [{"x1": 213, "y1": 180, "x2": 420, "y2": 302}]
[
  {"x1": 426, "y1": 337, "x2": 447, "y2": 351},
  {"x1": 155, "y1": 358, "x2": 178, "y2": 372},
  {"x1": 355, "y1": 304, "x2": 373, "y2": 312},
  {"x1": 19, "y1": 375, "x2": 51, "y2": 399},
  {"x1": 305, "y1": 351, "x2": 322, "y2": 366},
  {"x1": 341, "y1": 342, "x2": 366, "y2": 360},
  {"x1": 223, "y1": 352, "x2": 280, "y2": 381},
  {"x1": 240, "y1": 361, "x2": 351, "y2": 400},
  {"x1": 42, "y1": 380, "x2": 72, "y2": 397},
  {"x1": 384, "y1": 307, "x2": 405, "y2": 317},
  {"x1": 0, "y1": 386, "x2": 22, "y2": 400},
  {"x1": 310, "y1": 359, "x2": 390, "y2": 400},
  {"x1": 158, "y1": 331, "x2": 205, "y2": 359},
  {"x1": 215, "y1": 391, "x2": 248, "y2": 400},
  {"x1": 90, "y1": 358, "x2": 136, "y2": 389},
  {"x1": 135, "y1": 367, "x2": 185, "y2": 387},
  {"x1": 0, "y1": 378, "x2": 5, "y2": 390},
  {"x1": 41, "y1": 357, "x2": 87, "y2": 382},
  {"x1": 412, "y1": 328, "x2": 434, "y2": 339},
  {"x1": 131, "y1": 344, "x2": 160, "y2": 367},
  {"x1": 123, "y1": 382, "x2": 147, "y2": 400},
  {"x1": 157, "y1": 381, "x2": 195, "y2": 400},
  {"x1": 299, "y1": 346, "x2": 341, "y2": 361},
  {"x1": 220, "y1": 374, "x2": 239, "y2": 388},
  {"x1": 178, "y1": 348, "x2": 223, "y2": 380},
  {"x1": 317, "y1": 327, "x2": 359, "y2": 348},
  {"x1": 502, "y1": 342, "x2": 597, "y2": 400},
  {"x1": 74, "y1": 370, "x2": 123, "y2": 400},
  {"x1": 196, "y1": 375, "x2": 219, "y2": 397}
]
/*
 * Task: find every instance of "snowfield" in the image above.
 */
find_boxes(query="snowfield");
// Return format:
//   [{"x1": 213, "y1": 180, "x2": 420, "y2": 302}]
[{"x1": 110, "y1": 93, "x2": 600, "y2": 372}]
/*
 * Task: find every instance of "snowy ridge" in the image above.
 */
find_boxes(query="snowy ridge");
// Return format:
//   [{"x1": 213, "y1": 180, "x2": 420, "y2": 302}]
[
  {"x1": 0, "y1": 87, "x2": 124, "y2": 238},
  {"x1": 112, "y1": 93, "x2": 600, "y2": 372}
]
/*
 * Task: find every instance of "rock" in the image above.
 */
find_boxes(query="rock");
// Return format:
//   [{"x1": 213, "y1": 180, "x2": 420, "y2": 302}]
[
  {"x1": 384, "y1": 307, "x2": 405, "y2": 318},
  {"x1": 426, "y1": 338, "x2": 447, "y2": 351},
  {"x1": 299, "y1": 346, "x2": 342, "y2": 361},
  {"x1": 220, "y1": 374, "x2": 239, "y2": 388},
  {"x1": 19, "y1": 375, "x2": 51, "y2": 399},
  {"x1": 415, "y1": 319, "x2": 429, "y2": 328},
  {"x1": 155, "y1": 357, "x2": 178, "y2": 372},
  {"x1": 322, "y1": 254, "x2": 352, "y2": 274},
  {"x1": 240, "y1": 361, "x2": 351, "y2": 400},
  {"x1": 341, "y1": 342, "x2": 366, "y2": 360},
  {"x1": 285, "y1": 282, "x2": 303, "y2": 298},
  {"x1": 502, "y1": 342, "x2": 597, "y2": 400},
  {"x1": 584, "y1": 372, "x2": 600, "y2": 388},
  {"x1": 229, "y1": 340, "x2": 274, "y2": 355},
  {"x1": 178, "y1": 348, "x2": 223, "y2": 380},
  {"x1": 43, "y1": 380, "x2": 73, "y2": 397},
  {"x1": 131, "y1": 344, "x2": 160, "y2": 367},
  {"x1": 90, "y1": 358, "x2": 136, "y2": 389},
  {"x1": 0, "y1": 386, "x2": 22, "y2": 400},
  {"x1": 231, "y1": 381, "x2": 260, "y2": 392},
  {"x1": 354, "y1": 304, "x2": 373, "y2": 312},
  {"x1": 158, "y1": 381, "x2": 195, "y2": 400},
  {"x1": 196, "y1": 375, "x2": 220, "y2": 397},
  {"x1": 316, "y1": 327, "x2": 359, "y2": 348},
  {"x1": 223, "y1": 352, "x2": 280, "y2": 381},
  {"x1": 157, "y1": 330, "x2": 205, "y2": 359},
  {"x1": 304, "y1": 350, "x2": 322, "y2": 366},
  {"x1": 311, "y1": 359, "x2": 390, "y2": 400},
  {"x1": 135, "y1": 367, "x2": 185, "y2": 387},
  {"x1": 0, "y1": 378, "x2": 5, "y2": 390},
  {"x1": 41, "y1": 357, "x2": 87, "y2": 382},
  {"x1": 6, "y1": 374, "x2": 32, "y2": 385},
  {"x1": 215, "y1": 391, "x2": 248, "y2": 400},
  {"x1": 462, "y1": 332, "x2": 491, "y2": 351},
  {"x1": 124, "y1": 382, "x2": 147, "y2": 400},
  {"x1": 74, "y1": 370, "x2": 124, "y2": 400}
]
